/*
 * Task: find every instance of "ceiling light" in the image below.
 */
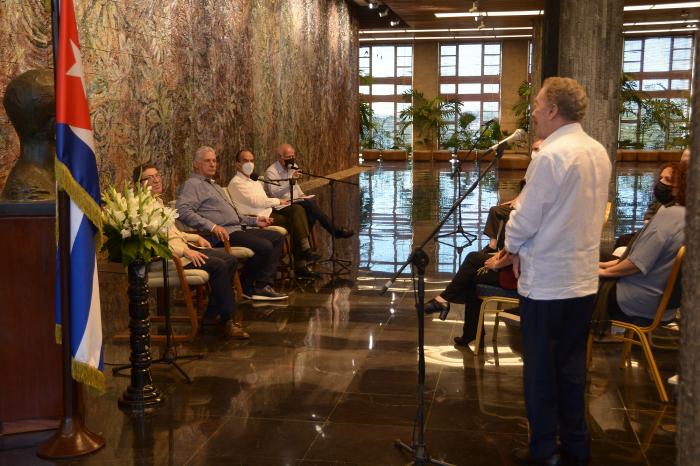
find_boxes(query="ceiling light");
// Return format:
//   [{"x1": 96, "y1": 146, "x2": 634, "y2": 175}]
[
  {"x1": 623, "y1": 19, "x2": 699, "y2": 26},
  {"x1": 358, "y1": 34, "x2": 533, "y2": 42},
  {"x1": 624, "y1": 27, "x2": 698, "y2": 33},
  {"x1": 390, "y1": 19, "x2": 400, "y2": 27},
  {"x1": 359, "y1": 27, "x2": 533, "y2": 34},
  {"x1": 477, "y1": 19, "x2": 487, "y2": 30},
  {"x1": 368, "y1": 1, "x2": 378, "y2": 10},
  {"x1": 378, "y1": 8, "x2": 389, "y2": 18},
  {"x1": 435, "y1": 10, "x2": 543, "y2": 18},
  {"x1": 623, "y1": 2, "x2": 700, "y2": 11},
  {"x1": 469, "y1": 1, "x2": 479, "y2": 13}
]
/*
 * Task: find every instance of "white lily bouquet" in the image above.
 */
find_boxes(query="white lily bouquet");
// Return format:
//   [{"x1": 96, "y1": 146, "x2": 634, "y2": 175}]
[{"x1": 101, "y1": 182, "x2": 178, "y2": 265}]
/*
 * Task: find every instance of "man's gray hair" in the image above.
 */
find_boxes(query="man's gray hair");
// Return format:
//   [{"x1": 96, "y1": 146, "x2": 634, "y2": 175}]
[{"x1": 195, "y1": 145, "x2": 215, "y2": 162}]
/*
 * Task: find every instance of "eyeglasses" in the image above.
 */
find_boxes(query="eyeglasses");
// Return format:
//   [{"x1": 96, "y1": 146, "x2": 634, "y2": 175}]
[{"x1": 143, "y1": 173, "x2": 161, "y2": 182}]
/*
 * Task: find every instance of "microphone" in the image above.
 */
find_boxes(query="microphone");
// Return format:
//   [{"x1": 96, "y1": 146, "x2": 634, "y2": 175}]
[
  {"x1": 487, "y1": 128, "x2": 526, "y2": 154},
  {"x1": 250, "y1": 173, "x2": 279, "y2": 186}
]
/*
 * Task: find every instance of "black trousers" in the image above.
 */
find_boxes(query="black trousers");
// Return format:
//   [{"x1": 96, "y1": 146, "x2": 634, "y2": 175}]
[
  {"x1": 440, "y1": 251, "x2": 500, "y2": 341},
  {"x1": 227, "y1": 228, "x2": 284, "y2": 292},
  {"x1": 271, "y1": 204, "x2": 310, "y2": 260},
  {"x1": 298, "y1": 199, "x2": 337, "y2": 234},
  {"x1": 483, "y1": 204, "x2": 513, "y2": 249},
  {"x1": 520, "y1": 294, "x2": 596, "y2": 460},
  {"x1": 185, "y1": 248, "x2": 237, "y2": 323}
]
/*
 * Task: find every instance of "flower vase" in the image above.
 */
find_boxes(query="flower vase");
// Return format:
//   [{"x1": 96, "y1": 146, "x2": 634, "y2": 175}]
[{"x1": 118, "y1": 258, "x2": 162, "y2": 414}]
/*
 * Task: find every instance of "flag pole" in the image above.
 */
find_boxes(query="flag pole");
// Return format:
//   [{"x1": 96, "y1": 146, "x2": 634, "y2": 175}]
[{"x1": 37, "y1": 0, "x2": 104, "y2": 458}]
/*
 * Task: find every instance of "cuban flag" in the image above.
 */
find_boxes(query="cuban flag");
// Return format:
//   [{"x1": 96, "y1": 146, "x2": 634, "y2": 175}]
[{"x1": 55, "y1": 0, "x2": 104, "y2": 392}]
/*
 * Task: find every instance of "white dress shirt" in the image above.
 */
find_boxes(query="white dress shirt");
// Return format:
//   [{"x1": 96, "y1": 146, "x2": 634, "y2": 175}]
[
  {"x1": 227, "y1": 171, "x2": 281, "y2": 217},
  {"x1": 264, "y1": 160, "x2": 305, "y2": 200},
  {"x1": 505, "y1": 122, "x2": 612, "y2": 300}
]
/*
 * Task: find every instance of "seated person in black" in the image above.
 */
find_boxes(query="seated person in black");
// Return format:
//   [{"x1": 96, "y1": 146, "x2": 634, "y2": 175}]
[{"x1": 425, "y1": 249, "x2": 516, "y2": 348}]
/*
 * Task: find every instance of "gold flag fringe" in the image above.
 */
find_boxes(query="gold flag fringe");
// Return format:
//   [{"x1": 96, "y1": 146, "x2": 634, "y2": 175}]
[
  {"x1": 55, "y1": 324, "x2": 62, "y2": 344},
  {"x1": 55, "y1": 158, "x2": 103, "y2": 248},
  {"x1": 72, "y1": 359, "x2": 105, "y2": 394}
]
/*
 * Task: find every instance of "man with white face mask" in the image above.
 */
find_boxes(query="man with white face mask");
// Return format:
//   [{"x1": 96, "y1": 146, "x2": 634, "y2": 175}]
[{"x1": 228, "y1": 149, "x2": 320, "y2": 278}]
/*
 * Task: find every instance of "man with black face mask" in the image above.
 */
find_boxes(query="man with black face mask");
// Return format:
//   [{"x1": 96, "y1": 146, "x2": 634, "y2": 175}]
[{"x1": 264, "y1": 143, "x2": 354, "y2": 239}]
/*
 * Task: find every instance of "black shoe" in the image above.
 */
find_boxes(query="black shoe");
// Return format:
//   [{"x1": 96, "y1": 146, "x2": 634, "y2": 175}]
[
  {"x1": 251, "y1": 285, "x2": 288, "y2": 301},
  {"x1": 424, "y1": 298, "x2": 450, "y2": 320},
  {"x1": 303, "y1": 250, "x2": 322, "y2": 263},
  {"x1": 334, "y1": 227, "x2": 355, "y2": 238},
  {"x1": 453, "y1": 335, "x2": 485, "y2": 349},
  {"x1": 512, "y1": 448, "x2": 561, "y2": 466},
  {"x1": 294, "y1": 266, "x2": 321, "y2": 279}
]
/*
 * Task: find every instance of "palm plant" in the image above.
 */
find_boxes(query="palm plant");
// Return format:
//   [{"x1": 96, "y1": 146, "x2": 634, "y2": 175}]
[
  {"x1": 512, "y1": 80, "x2": 532, "y2": 132},
  {"x1": 398, "y1": 89, "x2": 461, "y2": 150}
]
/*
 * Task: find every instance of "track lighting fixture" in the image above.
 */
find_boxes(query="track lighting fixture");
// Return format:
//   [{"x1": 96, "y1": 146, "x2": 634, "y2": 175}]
[
  {"x1": 368, "y1": 1, "x2": 378, "y2": 9},
  {"x1": 379, "y1": 8, "x2": 389, "y2": 18},
  {"x1": 469, "y1": 1, "x2": 479, "y2": 13},
  {"x1": 390, "y1": 18, "x2": 400, "y2": 27}
]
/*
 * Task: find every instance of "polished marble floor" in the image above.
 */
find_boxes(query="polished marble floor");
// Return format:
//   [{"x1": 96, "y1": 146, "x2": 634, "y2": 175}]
[{"x1": 1, "y1": 161, "x2": 677, "y2": 466}]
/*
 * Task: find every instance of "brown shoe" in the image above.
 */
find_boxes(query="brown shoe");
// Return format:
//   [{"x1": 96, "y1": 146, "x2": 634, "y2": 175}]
[{"x1": 222, "y1": 320, "x2": 250, "y2": 340}]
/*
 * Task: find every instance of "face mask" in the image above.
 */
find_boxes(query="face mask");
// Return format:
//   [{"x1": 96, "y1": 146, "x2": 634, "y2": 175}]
[
  {"x1": 653, "y1": 181, "x2": 674, "y2": 205},
  {"x1": 242, "y1": 162, "x2": 254, "y2": 176},
  {"x1": 284, "y1": 158, "x2": 296, "y2": 168}
]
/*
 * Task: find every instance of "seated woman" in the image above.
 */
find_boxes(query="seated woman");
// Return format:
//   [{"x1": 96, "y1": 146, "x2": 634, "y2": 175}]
[
  {"x1": 597, "y1": 161, "x2": 687, "y2": 326},
  {"x1": 613, "y1": 161, "x2": 678, "y2": 253},
  {"x1": 425, "y1": 249, "x2": 516, "y2": 348}
]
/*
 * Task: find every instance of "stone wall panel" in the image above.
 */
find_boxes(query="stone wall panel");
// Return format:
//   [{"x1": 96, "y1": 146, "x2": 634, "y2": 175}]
[{"x1": 0, "y1": 0, "x2": 358, "y2": 197}]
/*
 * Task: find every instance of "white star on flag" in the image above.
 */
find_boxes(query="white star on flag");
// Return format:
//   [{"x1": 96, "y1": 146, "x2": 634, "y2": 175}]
[{"x1": 66, "y1": 39, "x2": 87, "y2": 97}]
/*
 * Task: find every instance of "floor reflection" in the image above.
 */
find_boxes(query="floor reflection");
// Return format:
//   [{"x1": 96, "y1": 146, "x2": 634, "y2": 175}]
[
  {"x1": 2, "y1": 160, "x2": 676, "y2": 466},
  {"x1": 359, "y1": 161, "x2": 660, "y2": 276}
]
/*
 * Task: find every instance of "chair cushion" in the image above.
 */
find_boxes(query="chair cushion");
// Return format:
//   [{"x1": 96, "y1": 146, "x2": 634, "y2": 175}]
[
  {"x1": 229, "y1": 246, "x2": 255, "y2": 259},
  {"x1": 148, "y1": 269, "x2": 210, "y2": 287},
  {"x1": 476, "y1": 284, "x2": 519, "y2": 299},
  {"x1": 265, "y1": 225, "x2": 288, "y2": 236}
]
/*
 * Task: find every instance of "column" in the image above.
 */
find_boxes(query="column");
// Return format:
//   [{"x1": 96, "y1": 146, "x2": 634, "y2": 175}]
[
  {"x1": 557, "y1": 0, "x2": 625, "y2": 161},
  {"x1": 678, "y1": 32, "x2": 700, "y2": 466},
  {"x1": 412, "y1": 41, "x2": 439, "y2": 150}
]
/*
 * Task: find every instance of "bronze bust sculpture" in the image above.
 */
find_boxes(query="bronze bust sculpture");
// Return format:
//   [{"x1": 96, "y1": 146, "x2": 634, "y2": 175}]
[{"x1": 1, "y1": 68, "x2": 56, "y2": 201}]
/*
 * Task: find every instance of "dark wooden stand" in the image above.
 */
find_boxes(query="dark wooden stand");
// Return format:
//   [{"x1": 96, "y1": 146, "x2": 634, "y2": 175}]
[{"x1": 0, "y1": 209, "x2": 63, "y2": 435}]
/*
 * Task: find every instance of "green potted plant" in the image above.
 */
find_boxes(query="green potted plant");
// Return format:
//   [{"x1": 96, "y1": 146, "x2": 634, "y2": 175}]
[{"x1": 398, "y1": 89, "x2": 460, "y2": 151}]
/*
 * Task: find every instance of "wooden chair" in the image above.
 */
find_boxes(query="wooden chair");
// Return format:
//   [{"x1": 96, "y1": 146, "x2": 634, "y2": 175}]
[
  {"x1": 474, "y1": 284, "x2": 520, "y2": 355},
  {"x1": 588, "y1": 246, "x2": 684, "y2": 402}
]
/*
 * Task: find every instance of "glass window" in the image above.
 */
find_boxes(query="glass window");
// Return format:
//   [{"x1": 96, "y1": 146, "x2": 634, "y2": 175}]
[
  {"x1": 457, "y1": 83, "x2": 481, "y2": 94},
  {"x1": 358, "y1": 45, "x2": 414, "y2": 149},
  {"x1": 372, "y1": 46, "x2": 395, "y2": 77},
  {"x1": 641, "y1": 79, "x2": 668, "y2": 91},
  {"x1": 458, "y1": 44, "x2": 482, "y2": 76},
  {"x1": 439, "y1": 42, "x2": 502, "y2": 144},
  {"x1": 619, "y1": 36, "x2": 693, "y2": 149},
  {"x1": 670, "y1": 79, "x2": 690, "y2": 90},
  {"x1": 372, "y1": 84, "x2": 395, "y2": 95},
  {"x1": 642, "y1": 38, "x2": 671, "y2": 72}
]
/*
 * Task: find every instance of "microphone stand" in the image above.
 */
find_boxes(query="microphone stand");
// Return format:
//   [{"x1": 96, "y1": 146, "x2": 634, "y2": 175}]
[
  {"x1": 383, "y1": 145, "x2": 507, "y2": 466},
  {"x1": 298, "y1": 170, "x2": 358, "y2": 277},
  {"x1": 266, "y1": 172, "x2": 311, "y2": 291},
  {"x1": 436, "y1": 122, "x2": 495, "y2": 255}
]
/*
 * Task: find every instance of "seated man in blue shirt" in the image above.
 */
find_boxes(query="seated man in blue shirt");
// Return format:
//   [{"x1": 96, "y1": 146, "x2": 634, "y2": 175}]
[{"x1": 176, "y1": 145, "x2": 287, "y2": 301}]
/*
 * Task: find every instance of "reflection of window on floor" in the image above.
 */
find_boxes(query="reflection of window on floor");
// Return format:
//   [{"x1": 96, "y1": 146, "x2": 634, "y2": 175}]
[
  {"x1": 359, "y1": 45, "x2": 413, "y2": 149},
  {"x1": 614, "y1": 170, "x2": 655, "y2": 239},
  {"x1": 435, "y1": 167, "x2": 499, "y2": 273},
  {"x1": 619, "y1": 36, "x2": 693, "y2": 149},
  {"x1": 439, "y1": 43, "x2": 501, "y2": 141},
  {"x1": 358, "y1": 168, "x2": 413, "y2": 273}
]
